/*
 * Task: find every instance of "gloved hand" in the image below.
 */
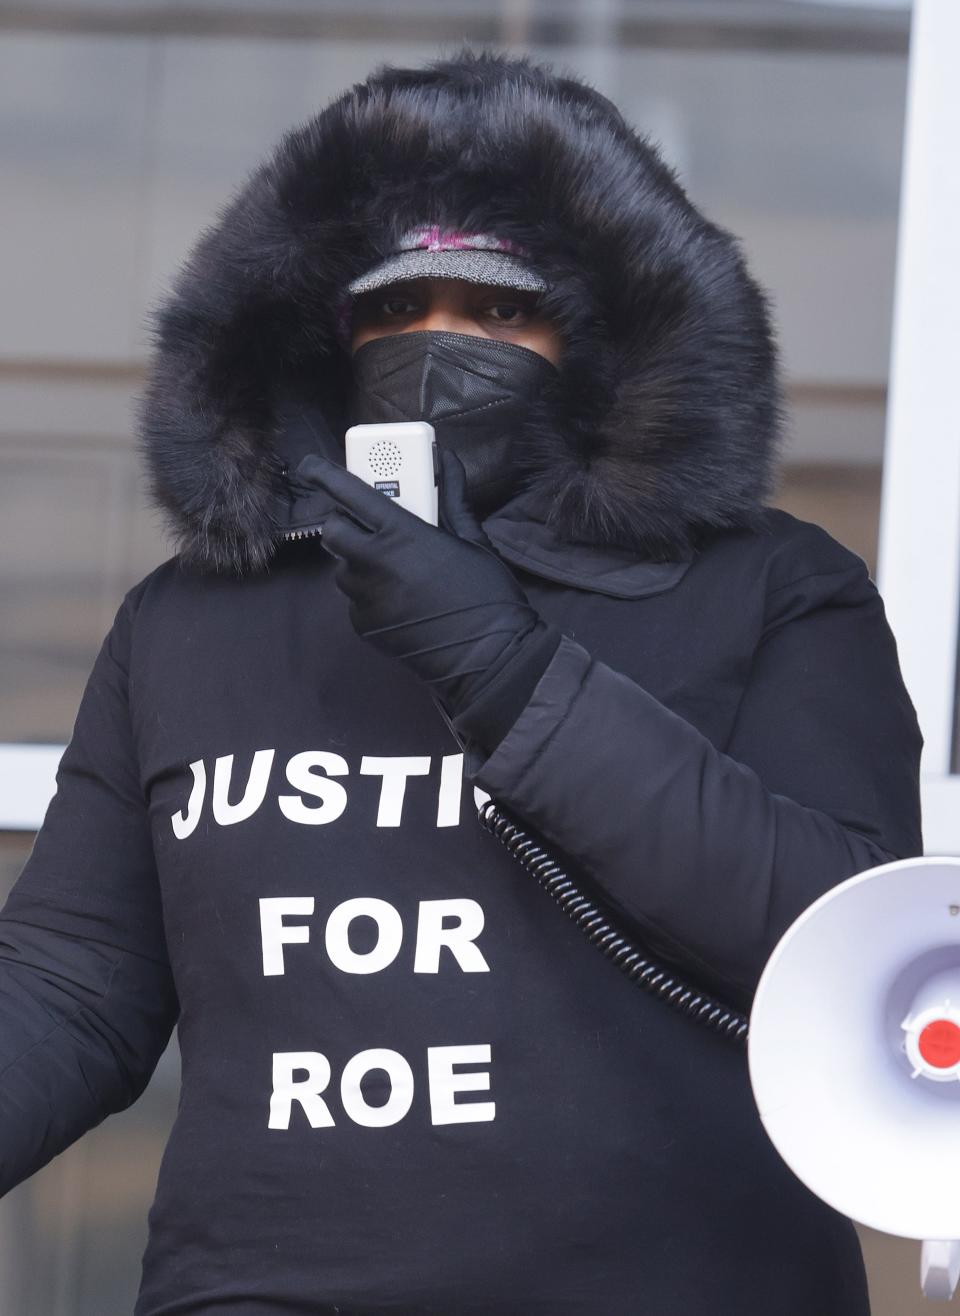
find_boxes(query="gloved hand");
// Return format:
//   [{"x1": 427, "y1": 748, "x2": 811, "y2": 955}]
[{"x1": 296, "y1": 449, "x2": 561, "y2": 749}]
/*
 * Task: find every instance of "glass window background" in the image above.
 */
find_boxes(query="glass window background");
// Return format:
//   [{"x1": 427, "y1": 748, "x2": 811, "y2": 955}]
[{"x1": 0, "y1": 2, "x2": 926, "y2": 1311}]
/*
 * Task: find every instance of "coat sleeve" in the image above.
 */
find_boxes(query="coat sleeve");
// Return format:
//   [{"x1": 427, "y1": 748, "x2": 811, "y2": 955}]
[
  {"x1": 0, "y1": 584, "x2": 179, "y2": 1195},
  {"x1": 470, "y1": 557, "x2": 924, "y2": 1000}
]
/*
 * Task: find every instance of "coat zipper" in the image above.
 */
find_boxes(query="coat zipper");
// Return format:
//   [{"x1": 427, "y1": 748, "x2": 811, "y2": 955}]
[{"x1": 281, "y1": 527, "x2": 324, "y2": 542}]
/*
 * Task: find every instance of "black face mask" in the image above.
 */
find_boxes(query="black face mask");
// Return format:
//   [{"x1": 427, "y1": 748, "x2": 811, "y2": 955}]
[{"x1": 348, "y1": 329, "x2": 559, "y2": 518}]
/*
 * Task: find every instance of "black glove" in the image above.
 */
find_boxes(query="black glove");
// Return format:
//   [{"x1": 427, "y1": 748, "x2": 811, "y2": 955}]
[{"x1": 296, "y1": 449, "x2": 561, "y2": 750}]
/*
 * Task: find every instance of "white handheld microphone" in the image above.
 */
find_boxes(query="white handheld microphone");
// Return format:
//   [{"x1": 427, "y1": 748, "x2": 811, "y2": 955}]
[{"x1": 344, "y1": 421, "x2": 439, "y2": 525}]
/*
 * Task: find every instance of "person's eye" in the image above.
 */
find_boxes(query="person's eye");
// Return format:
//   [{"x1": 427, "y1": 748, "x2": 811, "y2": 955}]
[
  {"x1": 353, "y1": 292, "x2": 420, "y2": 321},
  {"x1": 484, "y1": 302, "x2": 528, "y2": 323}
]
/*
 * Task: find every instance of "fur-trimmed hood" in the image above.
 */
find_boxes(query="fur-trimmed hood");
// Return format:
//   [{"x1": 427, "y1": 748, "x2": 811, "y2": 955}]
[{"x1": 137, "y1": 46, "x2": 784, "y2": 574}]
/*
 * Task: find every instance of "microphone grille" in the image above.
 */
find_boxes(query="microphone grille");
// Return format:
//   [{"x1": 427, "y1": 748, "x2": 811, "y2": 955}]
[{"x1": 368, "y1": 440, "x2": 402, "y2": 479}]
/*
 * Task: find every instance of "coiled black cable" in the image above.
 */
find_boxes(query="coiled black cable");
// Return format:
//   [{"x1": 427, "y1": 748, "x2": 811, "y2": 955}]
[{"x1": 478, "y1": 799, "x2": 749, "y2": 1046}]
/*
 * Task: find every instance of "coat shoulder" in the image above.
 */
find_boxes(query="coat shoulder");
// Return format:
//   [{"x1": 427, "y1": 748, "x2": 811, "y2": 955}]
[
  {"x1": 109, "y1": 557, "x2": 194, "y2": 653},
  {"x1": 745, "y1": 505, "x2": 873, "y2": 594},
  {"x1": 122, "y1": 556, "x2": 184, "y2": 614},
  {"x1": 693, "y1": 506, "x2": 877, "y2": 632}
]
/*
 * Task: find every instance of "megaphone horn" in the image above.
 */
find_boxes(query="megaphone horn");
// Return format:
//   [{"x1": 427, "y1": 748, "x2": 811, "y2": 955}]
[{"x1": 748, "y1": 856, "x2": 960, "y2": 1302}]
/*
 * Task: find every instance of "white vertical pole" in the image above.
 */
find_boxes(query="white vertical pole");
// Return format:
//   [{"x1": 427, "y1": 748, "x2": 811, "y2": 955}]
[{"x1": 877, "y1": 0, "x2": 960, "y2": 781}]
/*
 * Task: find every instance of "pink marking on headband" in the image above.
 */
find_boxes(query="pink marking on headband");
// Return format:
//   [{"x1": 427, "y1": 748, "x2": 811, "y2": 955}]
[{"x1": 404, "y1": 226, "x2": 531, "y2": 257}]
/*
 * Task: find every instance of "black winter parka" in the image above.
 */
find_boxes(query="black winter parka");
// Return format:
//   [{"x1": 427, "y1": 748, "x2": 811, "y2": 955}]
[{"x1": 0, "y1": 47, "x2": 923, "y2": 1316}]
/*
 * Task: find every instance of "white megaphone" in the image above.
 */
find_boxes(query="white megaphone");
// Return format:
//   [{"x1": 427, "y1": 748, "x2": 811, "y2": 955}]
[{"x1": 749, "y1": 856, "x2": 960, "y2": 1302}]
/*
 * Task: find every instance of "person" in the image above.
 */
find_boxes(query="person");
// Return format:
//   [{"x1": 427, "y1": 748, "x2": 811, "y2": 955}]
[{"x1": 0, "y1": 46, "x2": 922, "y2": 1316}]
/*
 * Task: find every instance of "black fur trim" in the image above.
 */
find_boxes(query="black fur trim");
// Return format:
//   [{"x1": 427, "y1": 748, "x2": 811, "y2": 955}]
[{"x1": 138, "y1": 46, "x2": 784, "y2": 572}]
